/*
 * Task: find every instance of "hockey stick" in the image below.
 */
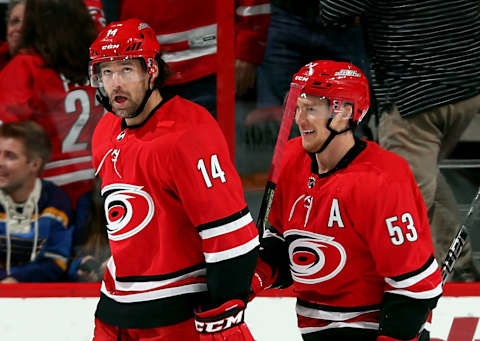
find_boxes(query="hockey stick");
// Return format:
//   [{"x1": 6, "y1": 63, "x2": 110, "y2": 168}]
[
  {"x1": 441, "y1": 185, "x2": 480, "y2": 284},
  {"x1": 256, "y1": 83, "x2": 302, "y2": 237}
]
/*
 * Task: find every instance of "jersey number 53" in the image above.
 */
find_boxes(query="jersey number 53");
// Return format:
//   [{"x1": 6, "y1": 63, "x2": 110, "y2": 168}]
[{"x1": 385, "y1": 213, "x2": 418, "y2": 245}]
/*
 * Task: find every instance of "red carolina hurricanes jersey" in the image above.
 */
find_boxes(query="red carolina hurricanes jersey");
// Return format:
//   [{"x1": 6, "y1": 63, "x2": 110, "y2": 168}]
[
  {"x1": 0, "y1": 52, "x2": 105, "y2": 205},
  {"x1": 118, "y1": 0, "x2": 270, "y2": 84},
  {"x1": 268, "y1": 138, "x2": 442, "y2": 334},
  {"x1": 91, "y1": 95, "x2": 259, "y2": 328},
  {"x1": 83, "y1": 0, "x2": 106, "y2": 33}
]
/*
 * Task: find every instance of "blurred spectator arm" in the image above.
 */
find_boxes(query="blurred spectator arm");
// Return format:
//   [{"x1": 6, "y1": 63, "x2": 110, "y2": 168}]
[{"x1": 235, "y1": 0, "x2": 270, "y2": 95}]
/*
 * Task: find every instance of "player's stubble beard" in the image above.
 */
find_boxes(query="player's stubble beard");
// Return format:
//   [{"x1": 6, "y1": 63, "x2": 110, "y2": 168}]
[{"x1": 108, "y1": 89, "x2": 143, "y2": 119}]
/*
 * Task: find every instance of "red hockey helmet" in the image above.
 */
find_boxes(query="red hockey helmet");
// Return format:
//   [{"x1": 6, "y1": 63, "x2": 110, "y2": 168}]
[
  {"x1": 291, "y1": 60, "x2": 370, "y2": 124},
  {"x1": 89, "y1": 18, "x2": 160, "y2": 88}
]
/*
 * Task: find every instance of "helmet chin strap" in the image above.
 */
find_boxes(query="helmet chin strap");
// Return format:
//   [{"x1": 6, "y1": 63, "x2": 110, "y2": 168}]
[
  {"x1": 96, "y1": 75, "x2": 154, "y2": 118},
  {"x1": 314, "y1": 117, "x2": 353, "y2": 154}
]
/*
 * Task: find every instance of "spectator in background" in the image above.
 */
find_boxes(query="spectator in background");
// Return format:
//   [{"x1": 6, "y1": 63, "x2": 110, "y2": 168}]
[
  {"x1": 0, "y1": 121, "x2": 73, "y2": 283},
  {"x1": 0, "y1": 0, "x2": 104, "y2": 71},
  {"x1": 0, "y1": 0, "x2": 25, "y2": 70},
  {"x1": 318, "y1": 0, "x2": 480, "y2": 281},
  {"x1": 101, "y1": 0, "x2": 270, "y2": 116},
  {"x1": 84, "y1": 0, "x2": 106, "y2": 32},
  {"x1": 0, "y1": 0, "x2": 105, "y2": 207},
  {"x1": 257, "y1": 0, "x2": 369, "y2": 110},
  {"x1": 68, "y1": 177, "x2": 110, "y2": 283}
]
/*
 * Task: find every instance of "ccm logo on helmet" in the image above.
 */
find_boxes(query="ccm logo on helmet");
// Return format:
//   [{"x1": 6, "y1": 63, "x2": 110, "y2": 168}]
[
  {"x1": 102, "y1": 44, "x2": 120, "y2": 50},
  {"x1": 195, "y1": 311, "x2": 244, "y2": 333},
  {"x1": 295, "y1": 75, "x2": 309, "y2": 82}
]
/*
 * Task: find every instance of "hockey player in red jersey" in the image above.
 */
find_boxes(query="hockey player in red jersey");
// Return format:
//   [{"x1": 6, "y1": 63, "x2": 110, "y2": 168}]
[
  {"x1": 0, "y1": 0, "x2": 105, "y2": 206},
  {"x1": 89, "y1": 19, "x2": 259, "y2": 340},
  {"x1": 251, "y1": 61, "x2": 443, "y2": 341}
]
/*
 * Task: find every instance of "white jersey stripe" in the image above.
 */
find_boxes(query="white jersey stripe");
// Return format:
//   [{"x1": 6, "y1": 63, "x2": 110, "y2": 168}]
[
  {"x1": 236, "y1": 4, "x2": 270, "y2": 16},
  {"x1": 199, "y1": 213, "x2": 253, "y2": 239},
  {"x1": 385, "y1": 259, "x2": 439, "y2": 289},
  {"x1": 300, "y1": 321, "x2": 379, "y2": 334},
  {"x1": 156, "y1": 24, "x2": 216, "y2": 44},
  {"x1": 386, "y1": 283, "x2": 443, "y2": 299},
  {"x1": 162, "y1": 46, "x2": 217, "y2": 63},
  {"x1": 43, "y1": 169, "x2": 94, "y2": 186},
  {"x1": 296, "y1": 305, "x2": 379, "y2": 322},
  {"x1": 106, "y1": 257, "x2": 207, "y2": 291},
  {"x1": 44, "y1": 156, "x2": 92, "y2": 170},
  {"x1": 204, "y1": 235, "x2": 259, "y2": 263},
  {"x1": 101, "y1": 281, "x2": 207, "y2": 303}
]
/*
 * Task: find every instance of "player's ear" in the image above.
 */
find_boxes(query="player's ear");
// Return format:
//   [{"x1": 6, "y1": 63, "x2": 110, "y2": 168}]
[
  {"x1": 28, "y1": 156, "x2": 43, "y2": 175},
  {"x1": 149, "y1": 62, "x2": 159, "y2": 88},
  {"x1": 340, "y1": 103, "x2": 353, "y2": 120}
]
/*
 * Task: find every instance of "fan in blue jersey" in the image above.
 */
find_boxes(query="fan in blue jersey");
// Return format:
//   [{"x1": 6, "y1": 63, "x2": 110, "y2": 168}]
[{"x1": 0, "y1": 121, "x2": 73, "y2": 283}]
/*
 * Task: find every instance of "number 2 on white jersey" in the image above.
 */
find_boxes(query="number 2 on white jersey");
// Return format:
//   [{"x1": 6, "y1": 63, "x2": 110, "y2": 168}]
[
  {"x1": 385, "y1": 213, "x2": 418, "y2": 245},
  {"x1": 197, "y1": 154, "x2": 226, "y2": 188},
  {"x1": 63, "y1": 89, "x2": 89, "y2": 152}
]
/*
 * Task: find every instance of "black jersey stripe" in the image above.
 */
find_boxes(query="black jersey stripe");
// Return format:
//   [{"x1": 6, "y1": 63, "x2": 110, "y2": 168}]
[
  {"x1": 389, "y1": 255, "x2": 436, "y2": 282},
  {"x1": 116, "y1": 262, "x2": 206, "y2": 282},
  {"x1": 297, "y1": 299, "x2": 380, "y2": 313},
  {"x1": 196, "y1": 206, "x2": 250, "y2": 232}
]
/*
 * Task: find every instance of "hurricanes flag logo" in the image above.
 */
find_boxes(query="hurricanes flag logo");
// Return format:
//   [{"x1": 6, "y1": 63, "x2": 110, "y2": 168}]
[
  {"x1": 285, "y1": 229, "x2": 346, "y2": 284},
  {"x1": 101, "y1": 184, "x2": 154, "y2": 241}
]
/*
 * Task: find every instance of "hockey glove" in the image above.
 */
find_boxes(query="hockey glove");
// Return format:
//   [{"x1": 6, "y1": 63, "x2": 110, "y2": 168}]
[
  {"x1": 194, "y1": 299, "x2": 254, "y2": 341},
  {"x1": 377, "y1": 336, "x2": 418, "y2": 341},
  {"x1": 250, "y1": 258, "x2": 276, "y2": 301}
]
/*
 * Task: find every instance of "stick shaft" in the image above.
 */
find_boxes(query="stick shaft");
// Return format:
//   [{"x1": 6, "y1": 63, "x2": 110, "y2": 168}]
[{"x1": 441, "y1": 186, "x2": 480, "y2": 284}]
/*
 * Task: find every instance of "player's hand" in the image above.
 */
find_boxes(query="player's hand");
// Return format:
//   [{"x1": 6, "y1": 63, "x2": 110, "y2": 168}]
[
  {"x1": 194, "y1": 299, "x2": 254, "y2": 341},
  {"x1": 377, "y1": 336, "x2": 418, "y2": 341}
]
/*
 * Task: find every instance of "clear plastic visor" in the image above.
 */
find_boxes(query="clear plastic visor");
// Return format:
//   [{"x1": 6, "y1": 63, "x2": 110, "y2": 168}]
[
  {"x1": 294, "y1": 90, "x2": 354, "y2": 121},
  {"x1": 89, "y1": 57, "x2": 147, "y2": 88}
]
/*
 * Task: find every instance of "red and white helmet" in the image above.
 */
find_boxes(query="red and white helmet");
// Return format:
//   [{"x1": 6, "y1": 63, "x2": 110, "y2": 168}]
[
  {"x1": 89, "y1": 18, "x2": 160, "y2": 88},
  {"x1": 292, "y1": 60, "x2": 370, "y2": 124}
]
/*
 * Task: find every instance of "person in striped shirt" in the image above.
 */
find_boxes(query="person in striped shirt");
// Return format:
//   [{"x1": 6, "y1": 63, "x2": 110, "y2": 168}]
[{"x1": 319, "y1": 0, "x2": 480, "y2": 282}]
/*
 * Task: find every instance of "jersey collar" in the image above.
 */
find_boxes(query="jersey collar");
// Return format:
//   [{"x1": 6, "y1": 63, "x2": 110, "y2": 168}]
[{"x1": 309, "y1": 137, "x2": 367, "y2": 177}]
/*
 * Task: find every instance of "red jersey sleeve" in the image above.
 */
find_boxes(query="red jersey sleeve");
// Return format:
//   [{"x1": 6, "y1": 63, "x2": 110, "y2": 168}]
[
  {"x1": 354, "y1": 158, "x2": 442, "y2": 300},
  {"x1": 0, "y1": 54, "x2": 35, "y2": 121},
  {"x1": 235, "y1": 0, "x2": 270, "y2": 64},
  {"x1": 168, "y1": 121, "x2": 259, "y2": 265}
]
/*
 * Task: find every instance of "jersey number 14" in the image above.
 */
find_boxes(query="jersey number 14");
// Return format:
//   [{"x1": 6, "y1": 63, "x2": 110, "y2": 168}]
[{"x1": 197, "y1": 154, "x2": 226, "y2": 188}]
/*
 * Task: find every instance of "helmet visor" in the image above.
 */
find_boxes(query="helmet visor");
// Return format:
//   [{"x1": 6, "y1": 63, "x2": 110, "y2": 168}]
[{"x1": 89, "y1": 57, "x2": 147, "y2": 88}]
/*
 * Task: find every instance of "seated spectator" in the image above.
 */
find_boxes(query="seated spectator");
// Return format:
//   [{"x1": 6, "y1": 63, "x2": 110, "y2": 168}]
[
  {"x1": 68, "y1": 178, "x2": 109, "y2": 282},
  {"x1": 0, "y1": 0, "x2": 105, "y2": 206},
  {"x1": 0, "y1": 0, "x2": 25, "y2": 70},
  {"x1": 0, "y1": 121, "x2": 73, "y2": 283}
]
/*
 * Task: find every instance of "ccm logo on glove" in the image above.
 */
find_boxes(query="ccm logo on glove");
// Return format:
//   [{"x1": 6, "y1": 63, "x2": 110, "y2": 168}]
[{"x1": 195, "y1": 309, "x2": 244, "y2": 333}]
